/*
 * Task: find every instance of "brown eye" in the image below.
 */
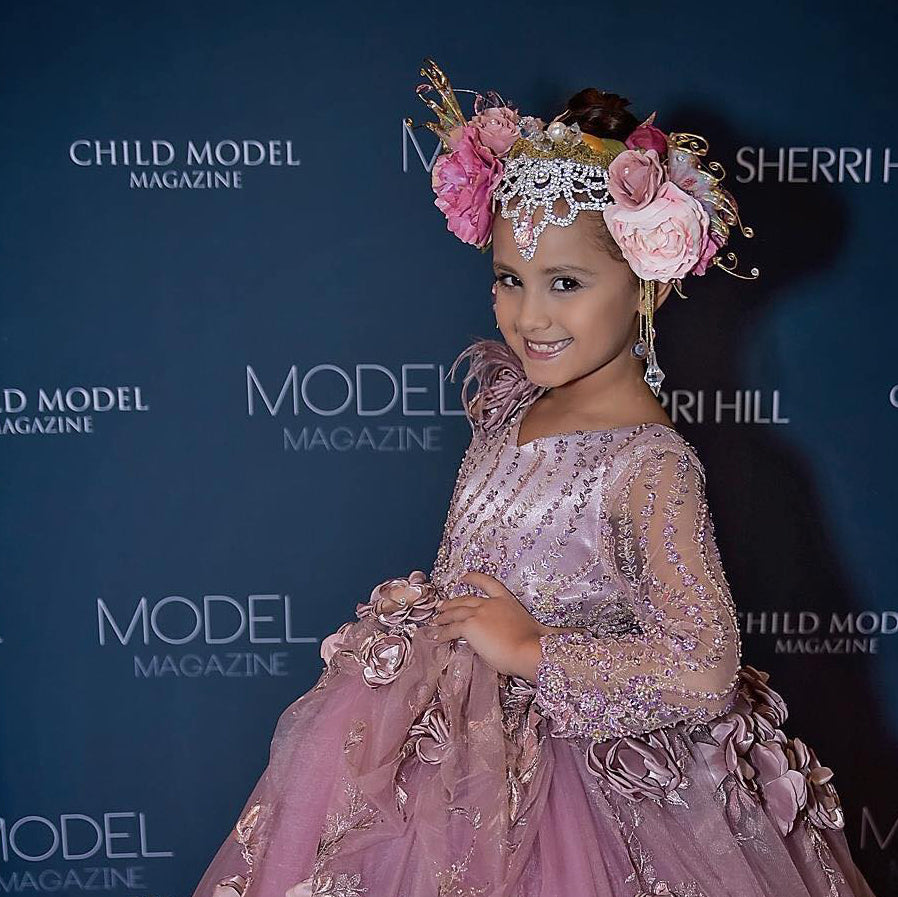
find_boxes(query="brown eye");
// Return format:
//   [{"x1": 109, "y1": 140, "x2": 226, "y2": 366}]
[
  {"x1": 494, "y1": 274, "x2": 519, "y2": 289},
  {"x1": 552, "y1": 277, "x2": 582, "y2": 292}
]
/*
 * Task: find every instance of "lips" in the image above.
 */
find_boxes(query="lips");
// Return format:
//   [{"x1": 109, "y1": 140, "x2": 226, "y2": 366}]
[{"x1": 523, "y1": 337, "x2": 573, "y2": 360}]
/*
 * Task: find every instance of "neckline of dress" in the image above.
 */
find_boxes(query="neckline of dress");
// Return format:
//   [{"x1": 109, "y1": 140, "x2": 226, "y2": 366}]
[{"x1": 510, "y1": 408, "x2": 681, "y2": 451}]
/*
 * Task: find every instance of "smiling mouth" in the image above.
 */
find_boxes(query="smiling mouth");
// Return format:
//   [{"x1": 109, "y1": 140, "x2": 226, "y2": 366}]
[{"x1": 524, "y1": 337, "x2": 573, "y2": 358}]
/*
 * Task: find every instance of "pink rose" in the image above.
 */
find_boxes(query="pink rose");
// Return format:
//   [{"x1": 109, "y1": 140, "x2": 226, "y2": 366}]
[
  {"x1": 470, "y1": 106, "x2": 520, "y2": 156},
  {"x1": 366, "y1": 570, "x2": 442, "y2": 628},
  {"x1": 606, "y1": 149, "x2": 665, "y2": 210},
  {"x1": 431, "y1": 125, "x2": 504, "y2": 248},
  {"x1": 625, "y1": 115, "x2": 668, "y2": 157},
  {"x1": 603, "y1": 181, "x2": 710, "y2": 282},
  {"x1": 358, "y1": 630, "x2": 413, "y2": 687}
]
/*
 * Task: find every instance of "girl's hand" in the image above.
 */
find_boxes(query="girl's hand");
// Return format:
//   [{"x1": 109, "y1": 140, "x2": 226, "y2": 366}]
[{"x1": 429, "y1": 570, "x2": 551, "y2": 680}]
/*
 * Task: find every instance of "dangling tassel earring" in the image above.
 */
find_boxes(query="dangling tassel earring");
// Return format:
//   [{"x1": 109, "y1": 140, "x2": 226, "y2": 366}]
[{"x1": 631, "y1": 278, "x2": 664, "y2": 397}]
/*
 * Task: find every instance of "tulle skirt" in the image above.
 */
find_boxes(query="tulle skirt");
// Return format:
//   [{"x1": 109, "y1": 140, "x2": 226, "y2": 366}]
[{"x1": 190, "y1": 584, "x2": 877, "y2": 897}]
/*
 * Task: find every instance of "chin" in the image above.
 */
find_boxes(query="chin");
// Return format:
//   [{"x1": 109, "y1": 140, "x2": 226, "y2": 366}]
[{"x1": 520, "y1": 364, "x2": 568, "y2": 389}]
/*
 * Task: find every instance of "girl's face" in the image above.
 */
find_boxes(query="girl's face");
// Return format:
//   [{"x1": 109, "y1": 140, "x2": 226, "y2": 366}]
[{"x1": 491, "y1": 205, "x2": 670, "y2": 390}]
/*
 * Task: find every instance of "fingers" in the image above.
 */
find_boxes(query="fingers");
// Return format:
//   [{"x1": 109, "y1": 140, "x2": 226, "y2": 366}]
[
  {"x1": 429, "y1": 601, "x2": 480, "y2": 643},
  {"x1": 437, "y1": 597, "x2": 483, "y2": 613},
  {"x1": 432, "y1": 621, "x2": 465, "y2": 642},
  {"x1": 433, "y1": 604, "x2": 478, "y2": 625}
]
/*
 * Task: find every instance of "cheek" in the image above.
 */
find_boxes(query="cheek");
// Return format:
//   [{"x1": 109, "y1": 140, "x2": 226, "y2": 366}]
[
  {"x1": 567, "y1": 296, "x2": 620, "y2": 333},
  {"x1": 565, "y1": 290, "x2": 637, "y2": 345}
]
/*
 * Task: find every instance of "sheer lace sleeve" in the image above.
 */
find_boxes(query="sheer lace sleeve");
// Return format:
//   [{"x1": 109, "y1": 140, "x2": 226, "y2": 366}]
[{"x1": 533, "y1": 441, "x2": 742, "y2": 743}]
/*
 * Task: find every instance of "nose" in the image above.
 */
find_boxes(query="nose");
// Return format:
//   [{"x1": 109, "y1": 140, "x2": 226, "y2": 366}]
[{"x1": 514, "y1": 289, "x2": 553, "y2": 334}]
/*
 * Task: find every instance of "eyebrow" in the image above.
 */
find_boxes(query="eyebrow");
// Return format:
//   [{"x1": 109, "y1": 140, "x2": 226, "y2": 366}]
[{"x1": 492, "y1": 262, "x2": 594, "y2": 277}]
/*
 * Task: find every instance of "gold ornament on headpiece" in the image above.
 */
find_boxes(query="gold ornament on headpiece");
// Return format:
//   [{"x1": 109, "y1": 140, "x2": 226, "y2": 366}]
[{"x1": 664, "y1": 132, "x2": 759, "y2": 292}]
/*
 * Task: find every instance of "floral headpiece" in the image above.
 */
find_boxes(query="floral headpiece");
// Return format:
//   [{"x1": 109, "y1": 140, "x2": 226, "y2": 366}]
[{"x1": 406, "y1": 57, "x2": 758, "y2": 292}]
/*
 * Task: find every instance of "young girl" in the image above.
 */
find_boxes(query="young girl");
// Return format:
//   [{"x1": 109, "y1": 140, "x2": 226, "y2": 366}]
[{"x1": 192, "y1": 59, "x2": 877, "y2": 897}]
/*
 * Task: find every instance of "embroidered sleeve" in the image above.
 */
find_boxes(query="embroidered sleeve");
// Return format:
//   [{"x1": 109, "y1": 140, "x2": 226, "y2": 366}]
[{"x1": 533, "y1": 445, "x2": 741, "y2": 743}]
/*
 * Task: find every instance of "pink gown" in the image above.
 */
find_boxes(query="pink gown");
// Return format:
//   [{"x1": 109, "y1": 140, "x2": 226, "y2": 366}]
[{"x1": 191, "y1": 340, "x2": 877, "y2": 897}]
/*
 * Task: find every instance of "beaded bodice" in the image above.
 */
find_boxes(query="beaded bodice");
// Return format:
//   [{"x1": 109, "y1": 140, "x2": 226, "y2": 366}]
[{"x1": 429, "y1": 410, "x2": 743, "y2": 743}]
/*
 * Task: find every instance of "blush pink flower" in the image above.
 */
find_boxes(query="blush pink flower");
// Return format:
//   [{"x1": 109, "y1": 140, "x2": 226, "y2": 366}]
[
  {"x1": 470, "y1": 106, "x2": 520, "y2": 156},
  {"x1": 606, "y1": 149, "x2": 665, "y2": 210},
  {"x1": 603, "y1": 181, "x2": 710, "y2": 282},
  {"x1": 432, "y1": 125, "x2": 504, "y2": 248},
  {"x1": 368, "y1": 570, "x2": 441, "y2": 628}
]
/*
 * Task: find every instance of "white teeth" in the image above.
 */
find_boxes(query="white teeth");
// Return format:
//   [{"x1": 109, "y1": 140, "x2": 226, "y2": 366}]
[{"x1": 526, "y1": 338, "x2": 572, "y2": 354}]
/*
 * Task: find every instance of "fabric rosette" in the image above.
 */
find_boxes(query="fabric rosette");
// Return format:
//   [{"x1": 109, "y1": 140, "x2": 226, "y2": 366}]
[
  {"x1": 694, "y1": 698, "x2": 759, "y2": 795},
  {"x1": 357, "y1": 629, "x2": 414, "y2": 687},
  {"x1": 754, "y1": 733, "x2": 844, "y2": 834},
  {"x1": 586, "y1": 729, "x2": 686, "y2": 804},
  {"x1": 311, "y1": 569, "x2": 449, "y2": 690},
  {"x1": 802, "y1": 744, "x2": 845, "y2": 830},
  {"x1": 406, "y1": 701, "x2": 451, "y2": 764},
  {"x1": 751, "y1": 736, "x2": 809, "y2": 836},
  {"x1": 738, "y1": 664, "x2": 789, "y2": 731},
  {"x1": 355, "y1": 569, "x2": 443, "y2": 630},
  {"x1": 691, "y1": 664, "x2": 845, "y2": 836}
]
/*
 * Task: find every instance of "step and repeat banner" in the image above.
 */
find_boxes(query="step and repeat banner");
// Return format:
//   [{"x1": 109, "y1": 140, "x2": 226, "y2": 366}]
[{"x1": 1, "y1": 1, "x2": 896, "y2": 894}]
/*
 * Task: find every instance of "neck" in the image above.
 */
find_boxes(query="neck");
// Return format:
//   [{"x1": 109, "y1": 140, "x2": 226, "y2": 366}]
[{"x1": 541, "y1": 343, "x2": 663, "y2": 424}]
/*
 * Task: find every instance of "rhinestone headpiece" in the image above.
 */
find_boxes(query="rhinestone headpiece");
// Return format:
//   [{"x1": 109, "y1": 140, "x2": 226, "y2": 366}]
[
  {"x1": 405, "y1": 57, "x2": 758, "y2": 288},
  {"x1": 493, "y1": 123, "x2": 626, "y2": 260}
]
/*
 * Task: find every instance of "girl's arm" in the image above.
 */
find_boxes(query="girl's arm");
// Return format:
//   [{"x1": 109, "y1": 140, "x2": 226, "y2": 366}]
[{"x1": 531, "y1": 446, "x2": 742, "y2": 743}]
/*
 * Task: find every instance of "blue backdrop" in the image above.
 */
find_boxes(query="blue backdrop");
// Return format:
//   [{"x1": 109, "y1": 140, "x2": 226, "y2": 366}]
[{"x1": 1, "y1": 1, "x2": 896, "y2": 894}]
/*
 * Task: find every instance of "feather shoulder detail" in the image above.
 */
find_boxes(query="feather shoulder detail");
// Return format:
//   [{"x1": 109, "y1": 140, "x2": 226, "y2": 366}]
[{"x1": 448, "y1": 338, "x2": 548, "y2": 434}]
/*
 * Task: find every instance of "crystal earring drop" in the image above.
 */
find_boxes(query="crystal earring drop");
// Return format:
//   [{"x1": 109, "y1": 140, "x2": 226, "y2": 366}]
[{"x1": 638, "y1": 278, "x2": 665, "y2": 397}]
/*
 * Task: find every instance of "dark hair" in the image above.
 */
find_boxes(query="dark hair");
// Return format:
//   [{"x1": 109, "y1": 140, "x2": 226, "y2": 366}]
[
  {"x1": 560, "y1": 88, "x2": 640, "y2": 143},
  {"x1": 557, "y1": 88, "x2": 640, "y2": 277}
]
